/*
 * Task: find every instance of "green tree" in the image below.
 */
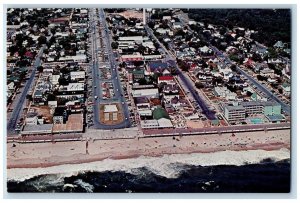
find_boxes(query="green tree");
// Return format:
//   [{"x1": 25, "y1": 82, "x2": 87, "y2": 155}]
[
  {"x1": 58, "y1": 77, "x2": 69, "y2": 86},
  {"x1": 37, "y1": 35, "x2": 47, "y2": 45},
  {"x1": 178, "y1": 61, "x2": 189, "y2": 72},
  {"x1": 158, "y1": 82, "x2": 167, "y2": 91},
  {"x1": 138, "y1": 78, "x2": 147, "y2": 85},
  {"x1": 257, "y1": 75, "x2": 267, "y2": 81},
  {"x1": 37, "y1": 66, "x2": 43, "y2": 73},
  {"x1": 148, "y1": 21, "x2": 155, "y2": 28},
  {"x1": 137, "y1": 44, "x2": 146, "y2": 54},
  {"x1": 133, "y1": 61, "x2": 144, "y2": 67},
  {"x1": 119, "y1": 62, "x2": 126, "y2": 68},
  {"x1": 47, "y1": 93, "x2": 56, "y2": 101},
  {"x1": 111, "y1": 42, "x2": 119, "y2": 49},
  {"x1": 229, "y1": 55, "x2": 239, "y2": 63},
  {"x1": 26, "y1": 94, "x2": 33, "y2": 101},
  {"x1": 230, "y1": 64, "x2": 237, "y2": 72},
  {"x1": 252, "y1": 53, "x2": 262, "y2": 62},
  {"x1": 60, "y1": 66, "x2": 70, "y2": 74},
  {"x1": 195, "y1": 81, "x2": 204, "y2": 89},
  {"x1": 246, "y1": 91, "x2": 252, "y2": 97}
]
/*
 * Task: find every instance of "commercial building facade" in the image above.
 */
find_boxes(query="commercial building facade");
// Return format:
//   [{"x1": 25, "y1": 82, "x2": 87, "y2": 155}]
[{"x1": 223, "y1": 101, "x2": 282, "y2": 124}]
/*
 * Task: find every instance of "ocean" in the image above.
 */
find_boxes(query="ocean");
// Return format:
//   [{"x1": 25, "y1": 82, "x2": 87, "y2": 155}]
[{"x1": 7, "y1": 159, "x2": 290, "y2": 193}]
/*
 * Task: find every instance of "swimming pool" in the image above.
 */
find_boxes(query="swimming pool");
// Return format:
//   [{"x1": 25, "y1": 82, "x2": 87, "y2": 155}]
[{"x1": 250, "y1": 118, "x2": 264, "y2": 124}]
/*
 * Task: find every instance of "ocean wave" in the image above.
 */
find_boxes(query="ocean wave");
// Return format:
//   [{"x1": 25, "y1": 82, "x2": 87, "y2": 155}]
[
  {"x1": 7, "y1": 148, "x2": 290, "y2": 182},
  {"x1": 25, "y1": 174, "x2": 65, "y2": 192},
  {"x1": 74, "y1": 179, "x2": 94, "y2": 192}
]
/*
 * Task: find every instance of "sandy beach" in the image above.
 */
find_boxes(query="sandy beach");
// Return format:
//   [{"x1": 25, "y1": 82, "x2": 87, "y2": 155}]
[
  {"x1": 7, "y1": 148, "x2": 290, "y2": 182},
  {"x1": 7, "y1": 129, "x2": 290, "y2": 173}
]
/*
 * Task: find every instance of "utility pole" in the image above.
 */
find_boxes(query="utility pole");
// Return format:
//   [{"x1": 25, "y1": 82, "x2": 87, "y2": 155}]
[
  {"x1": 143, "y1": 8, "x2": 146, "y2": 25},
  {"x1": 86, "y1": 139, "x2": 89, "y2": 154}
]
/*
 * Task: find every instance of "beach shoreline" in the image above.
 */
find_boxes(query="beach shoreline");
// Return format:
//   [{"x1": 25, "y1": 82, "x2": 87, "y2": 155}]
[
  {"x1": 7, "y1": 142, "x2": 289, "y2": 169},
  {"x1": 7, "y1": 129, "x2": 290, "y2": 180},
  {"x1": 7, "y1": 148, "x2": 291, "y2": 182}
]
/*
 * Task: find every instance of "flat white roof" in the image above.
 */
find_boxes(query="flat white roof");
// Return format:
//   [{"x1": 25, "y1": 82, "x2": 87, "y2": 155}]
[
  {"x1": 141, "y1": 120, "x2": 159, "y2": 128},
  {"x1": 48, "y1": 101, "x2": 57, "y2": 106},
  {"x1": 104, "y1": 104, "x2": 118, "y2": 113},
  {"x1": 67, "y1": 83, "x2": 84, "y2": 91},
  {"x1": 141, "y1": 118, "x2": 173, "y2": 128},
  {"x1": 157, "y1": 118, "x2": 173, "y2": 128},
  {"x1": 137, "y1": 109, "x2": 152, "y2": 115},
  {"x1": 119, "y1": 36, "x2": 143, "y2": 41},
  {"x1": 59, "y1": 55, "x2": 86, "y2": 61},
  {"x1": 132, "y1": 88, "x2": 158, "y2": 97},
  {"x1": 51, "y1": 74, "x2": 60, "y2": 81},
  {"x1": 70, "y1": 71, "x2": 85, "y2": 77},
  {"x1": 121, "y1": 52, "x2": 143, "y2": 58}
]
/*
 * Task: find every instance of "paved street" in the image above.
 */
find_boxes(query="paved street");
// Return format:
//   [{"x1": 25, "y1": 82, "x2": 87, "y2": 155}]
[
  {"x1": 89, "y1": 8, "x2": 130, "y2": 129},
  {"x1": 210, "y1": 45, "x2": 291, "y2": 116},
  {"x1": 145, "y1": 25, "x2": 216, "y2": 120},
  {"x1": 7, "y1": 45, "x2": 45, "y2": 135},
  {"x1": 177, "y1": 13, "x2": 290, "y2": 116}
]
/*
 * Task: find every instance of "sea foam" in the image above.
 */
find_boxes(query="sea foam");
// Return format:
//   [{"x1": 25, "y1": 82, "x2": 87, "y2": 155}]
[{"x1": 7, "y1": 148, "x2": 290, "y2": 182}]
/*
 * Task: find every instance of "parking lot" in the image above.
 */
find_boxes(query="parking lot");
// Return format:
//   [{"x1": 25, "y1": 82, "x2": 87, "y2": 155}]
[
  {"x1": 101, "y1": 82, "x2": 115, "y2": 99},
  {"x1": 99, "y1": 64, "x2": 112, "y2": 80}
]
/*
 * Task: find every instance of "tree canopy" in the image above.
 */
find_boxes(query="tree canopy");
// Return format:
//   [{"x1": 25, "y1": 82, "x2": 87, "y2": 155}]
[{"x1": 187, "y1": 9, "x2": 291, "y2": 46}]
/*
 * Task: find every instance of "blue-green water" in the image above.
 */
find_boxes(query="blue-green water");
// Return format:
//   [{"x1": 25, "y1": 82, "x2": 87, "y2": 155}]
[{"x1": 250, "y1": 118, "x2": 264, "y2": 124}]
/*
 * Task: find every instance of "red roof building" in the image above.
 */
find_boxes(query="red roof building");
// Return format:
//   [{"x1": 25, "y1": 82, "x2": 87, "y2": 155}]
[
  {"x1": 158, "y1": 76, "x2": 175, "y2": 85},
  {"x1": 120, "y1": 53, "x2": 144, "y2": 62},
  {"x1": 244, "y1": 58, "x2": 255, "y2": 68},
  {"x1": 25, "y1": 51, "x2": 34, "y2": 59},
  {"x1": 189, "y1": 63, "x2": 199, "y2": 72}
]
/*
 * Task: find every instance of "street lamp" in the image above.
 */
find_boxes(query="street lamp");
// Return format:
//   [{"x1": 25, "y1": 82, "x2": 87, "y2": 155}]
[{"x1": 122, "y1": 117, "x2": 129, "y2": 133}]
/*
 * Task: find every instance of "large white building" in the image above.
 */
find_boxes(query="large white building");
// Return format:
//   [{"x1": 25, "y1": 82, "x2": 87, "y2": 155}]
[
  {"x1": 132, "y1": 88, "x2": 159, "y2": 98},
  {"x1": 59, "y1": 55, "x2": 87, "y2": 63},
  {"x1": 223, "y1": 104, "x2": 246, "y2": 124},
  {"x1": 104, "y1": 104, "x2": 118, "y2": 113},
  {"x1": 66, "y1": 83, "x2": 85, "y2": 92},
  {"x1": 140, "y1": 118, "x2": 173, "y2": 129},
  {"x1": 214, "y1": 86, "x2": 237, "y2": 101},
  {"x1": 156, "y1": 28, "x2": 171, "y2": 34},
  {"x1": 118, "y1": 36, "x2": 144, "y2": 43},
  {"x1": 70, "y1": 71, "x2": 85, "y2": 81}
]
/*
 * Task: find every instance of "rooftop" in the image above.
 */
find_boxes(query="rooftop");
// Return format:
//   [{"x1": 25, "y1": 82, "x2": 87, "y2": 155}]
[
  {"x1": 241, "y1": 101, "x2": 280, "y2": 107},
  {"x1": 153, "y1": 107, "x2": 170, "y2": 120},
  {"x1": 52, "y1": 114, "x2": 83, "y2": 133},
  {"x1": 135, "y1": 96, "x2": 150, "y2": 104},
  {"x1": 266, "y1": 114, "x2": 285, "y2": 122},
  {"x1": 224, "y1": 104, "x2": 245, "y2": 111},
  {"x1": 118, "y1": 36, "x2": 143, "y2": 41},
  {"x1": 104, "y1": 104, "x2": 118, "y2": 113},
  {"x1": 132, "y1": 88, "x2": 159, "y2": 97},
  {"x1": 66, "y1": 83, "x2": 84, "y2": 91},
  {"x1": 54, "y1": 107, "x2": 66, "y2": 116},
  {"x1": 148, "y1": 61, "x2": 168, "y2": 69},
  {"x1": 22, "y1": 124, "x2": 53, "y2": 134},
  {"x1": 158, "y1": 76, "x2": 174, "y2": 81}
]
